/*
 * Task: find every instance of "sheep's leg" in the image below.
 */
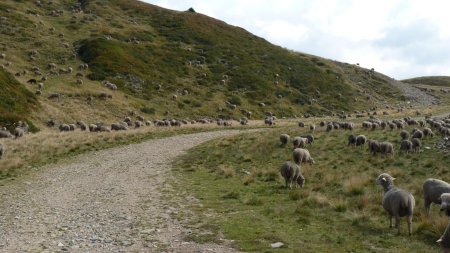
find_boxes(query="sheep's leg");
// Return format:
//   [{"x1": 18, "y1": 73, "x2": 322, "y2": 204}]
[
  {"x1": 395, "y1": 215, "x2": 401, "y2": 235},
  {"x1": 389, "y1": 215, "x2": 393, "y2": 228},
  {"x1": 407, "y1": 215, "x2": 413, "y2": 235},
  {"x1": 424, "y1": 199, "x2": 431, "y2": 216}
]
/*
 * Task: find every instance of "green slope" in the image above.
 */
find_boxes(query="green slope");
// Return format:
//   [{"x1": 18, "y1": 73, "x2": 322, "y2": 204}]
[
  {"x1": 0, "y1": 69, "x2": 39, "y2": 131},
  {"x1": 0, "y1": 0, "x2": 407, "y2": 125},
  {"x1": 402, "y1": 76, "x2": 450, "y2": 87}
]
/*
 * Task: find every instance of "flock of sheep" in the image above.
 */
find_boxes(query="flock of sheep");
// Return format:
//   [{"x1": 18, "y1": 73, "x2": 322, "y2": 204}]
[{"x1": 278, "y1": 114, "x2": 450, "y2": 251}]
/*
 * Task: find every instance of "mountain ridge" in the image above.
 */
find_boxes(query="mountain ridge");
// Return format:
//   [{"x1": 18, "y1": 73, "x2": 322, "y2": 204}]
[{"x1": 0, "y1": 0, "x2": 435, "y2": 128}]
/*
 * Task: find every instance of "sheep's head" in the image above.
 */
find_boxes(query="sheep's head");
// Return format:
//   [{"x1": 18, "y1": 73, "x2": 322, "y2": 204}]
[
  {"x1": 297, "y1": 176, "x2": 305, "y2": 188},
  {"x1": 439, "y1": 193, "x2": 450, "y2": 211},
  {"x1": 375, "y1": 173, "x2": 395, "y2": 186}
]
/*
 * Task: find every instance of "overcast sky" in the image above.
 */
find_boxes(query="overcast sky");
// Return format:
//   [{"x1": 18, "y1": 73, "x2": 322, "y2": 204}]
[{"x1": 141, "y1": 0, "x2": 450, "y2": 79}]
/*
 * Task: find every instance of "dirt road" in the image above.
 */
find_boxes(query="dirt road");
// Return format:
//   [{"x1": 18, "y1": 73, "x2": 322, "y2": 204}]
[{"x1": 0, "y1": 130, "x2": 248, "y2": 252}]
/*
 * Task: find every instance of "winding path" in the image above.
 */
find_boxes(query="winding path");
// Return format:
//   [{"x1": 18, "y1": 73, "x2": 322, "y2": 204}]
[{"x1": 0, "y1": 130, "x2": 248, "y2": 252}]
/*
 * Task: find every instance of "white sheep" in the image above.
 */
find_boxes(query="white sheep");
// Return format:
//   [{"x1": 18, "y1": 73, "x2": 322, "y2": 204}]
[
  {"x1": 279, "y1": 134, "x2": 290, "y2": 146},
  {"x1": 376, "y1": 173, "x2": 415, "y2": 235},
  {"x1": 423, "y1": 178, "x2": 450, "y2": 216},
  {"x1": 279, "y1": 161, "x2": 305, "y2": 188},
  {"x1": 292, "y1": 148, "x2": 315, "y2": 165}
]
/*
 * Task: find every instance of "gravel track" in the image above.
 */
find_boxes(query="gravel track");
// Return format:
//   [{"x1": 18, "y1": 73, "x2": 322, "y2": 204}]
[{"x1": 0, "y1": 130, "x2": 248, "y2": 252}]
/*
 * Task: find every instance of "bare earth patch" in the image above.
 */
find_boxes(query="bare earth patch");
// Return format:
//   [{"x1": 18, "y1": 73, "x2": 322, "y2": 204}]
[{"x1": 0, "y1": 130, "x2": 248, "y2": 252}]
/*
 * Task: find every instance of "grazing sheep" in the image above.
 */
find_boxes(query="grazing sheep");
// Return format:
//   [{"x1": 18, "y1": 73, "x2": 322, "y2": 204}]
[
  {"x1": 380, "y1": 141, "x2": 394, "y2": 156},
  {"x1": 280, "y1": 134, "x2": 290, "y2": 146},
  {"x1": 375, "y1": 173, "x2": 415, "y2": 235},
  {"x1": 412, "y1": 130, "x2": 423, "y2": 139},
  {"x1": 310, "y1": 124, "x2": 316, "y2": 133},
  {"x1": 423, "y1": 128, "x2": 434, "y2": 138},
  {"x1": 0, "y1": 130, "x2": 13, "y2": 138},
  {"x1": 292, "y1": 137, "x2": 308, "y2": 149},
  {"x1": 59, "y1": 124, "x2": 70, "y2": 132},
  {"x1": 76, "y1": 121, "x2": 88, "y2": 131},
  {"x1": 88, "y1": 124, "x2": 98, "y2": 132},
  {"x1": 400, "y1": 130, "x2": 409, "y2": 140},
  {"x1": 292, "y1": 148, "x2": 315, "y2": 165},
  {"x1": 423, "y1": 178, "x2": 450, "y2": 216},
  {"x1": 437, "y1": 193, "x2": 450, "y2": 252},
  {"x1": 348, "y1": 134, "x2": 357, "y2": 146},
  {"x1": 355, "y1": 135, "x2": 367, "y2": 148},
  {"x1": 368, "y1": 139, "x2": 380, "y2": 154},
  {"x1": 301, "y1": 134, "x2": 314, "y2": 146},
  {"x1": 298, "y1": 121, "x2": 305, "y2": 127},
  {"x1": 326, "y1": 123, "x2": 333, "y2": 132},
  {"x1": 135, "y1": 121, "x2": 143, "y2": 128},
  {"x1": 400, "y1": 140, "x2": 413, "y2": 154},
  {"x1": 14, "y1": 127, "x2": 24, "y2": 138},
  {"x1": 279, "y1": 161, "x2": 305, "y2": 189},
  {"x1": 111, "y1": 123, "x2": 128, "y2": 131},
  {"x1": 411, "y1": 138, "x2": 421, "y2": 153},
  {"x1": 0, "y1": 143, "x2": 3, "y2": 159},
  {"x1": 68, "y1": 124, "x2": 76, "y2": 131}
]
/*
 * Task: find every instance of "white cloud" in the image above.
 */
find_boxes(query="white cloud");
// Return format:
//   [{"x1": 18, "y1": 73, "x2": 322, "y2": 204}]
[{"x1": 141, "y1": 0, "x2": 450, "y2": 79}]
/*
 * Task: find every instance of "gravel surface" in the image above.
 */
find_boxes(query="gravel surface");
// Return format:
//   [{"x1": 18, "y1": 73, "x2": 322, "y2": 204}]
[
  {"x1": 390, "y1": 80, "x2": 439, "y2": 106},
  {"x1": 0, "y1": 130, "x2": 249, "y2": 252}
]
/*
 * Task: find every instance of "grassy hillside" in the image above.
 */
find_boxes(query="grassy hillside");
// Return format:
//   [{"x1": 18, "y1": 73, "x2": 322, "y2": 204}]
[
  {"x1": 174, "y1": 126, "x2": 449, "y2": 252},
  {"x1": 402, "y1": 76, "x2": 450, "y2": 87},
  {"x1": 0, "y1": 0, "x2": 413, "y2": 128},
  {"x1": 0, "y1": 69, "x2": 39, "y2": 131}
]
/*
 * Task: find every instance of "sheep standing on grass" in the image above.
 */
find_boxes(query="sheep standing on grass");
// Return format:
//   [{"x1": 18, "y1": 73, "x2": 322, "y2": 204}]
[
  {"x1": 400, "y1": 130, "x2": 409, "y2": 140},
  {"x1": 292, "y1": 148, "x2": 315, "y2": 165},
  {"x1": 348, "y1": 134, "x2": 356, "y2": 146},
  {"x1": 355, "y1": 135, "x2": 366, "y2": 148},
  {"x1": 301, "y1": 134, "x2": 314, "y2": 146},
  {"x1": 292, "y1": 137, "x2": 308, "y2": 149},
  {"x1": 380, "y1": 142, "x2": 394, "y2": 156},
  {"x1": 376, "y1": 173, "x2": 415, "y2": 235},
  {"x1": 423, "y1": 178, "x2": 450, "y2": 216},
  {"x1": 279, "y1": 134, "x2": 290, "y2": 146},
  {"x1": 411, "y1": 138, "x2": 421, "y2": 153},
  {"x1": 280, "y1": 161, "x2": 305, "y2": 188},
  {"x1": 0, "y1": 129, "x2": 13, "y2": 138},
  {"x1": 400, "y1": 140, "x2": 413, "y2": 154},
  {"x1": 368, "y1": 139, "x2": 380, "y2": 154},
  {"x1": 437, "y1": 193, "x2": 450, "y2": 252},
  {"x1": 423, "y1": 128, "x2": 434, "y2": 138},
  {"x1": 310, "y1": 124, "x2": 316, "y2": 133}
]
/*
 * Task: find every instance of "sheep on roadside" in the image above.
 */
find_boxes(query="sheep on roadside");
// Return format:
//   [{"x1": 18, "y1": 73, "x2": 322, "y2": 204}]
[
  {"x1": 375, "y1": 173, "x2": 415, "y2": 235},
  {"x1": 76, "y1": 121, "x2": 88, "y2": 131},
  {"x1": 380, "y1": 141, "x2": 394, "y2": 156},
  {"x1": 310, "y1": 124, "x2": 316, "y2": 133},
  {"x1": 292, "y1": 148, "x2": 315, "y2": 165},
  {"x1": 400, "y1": 140, "x2": 413, "y2": 154},
  {"x1": 280, "y1": 161, "x2": 305, "y2": 189},
  {"x1": 280, "y1": 134, "x2": 290, "y2": 146},
  {"x1": 400, "y1": 130, "x2": 409, "y2": 140},
  {"x1": 298, "y1": 121, "x2": 305, "y2": 127},
  {"x1": 411, "y1": 138, "x2": 421, "y2": 153},
  {"x1": 423, "y1": 178, "x2": 450, "y2": 216},
  {"x1": 0, "y1": 144, "x2": 3, "y2": 159},
  {"x1": 355, "y1": 135, "x2": 367, "y2": 148},
  {"x1": 348, "y1": 134, "x2": 357, "y2": 146}
]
